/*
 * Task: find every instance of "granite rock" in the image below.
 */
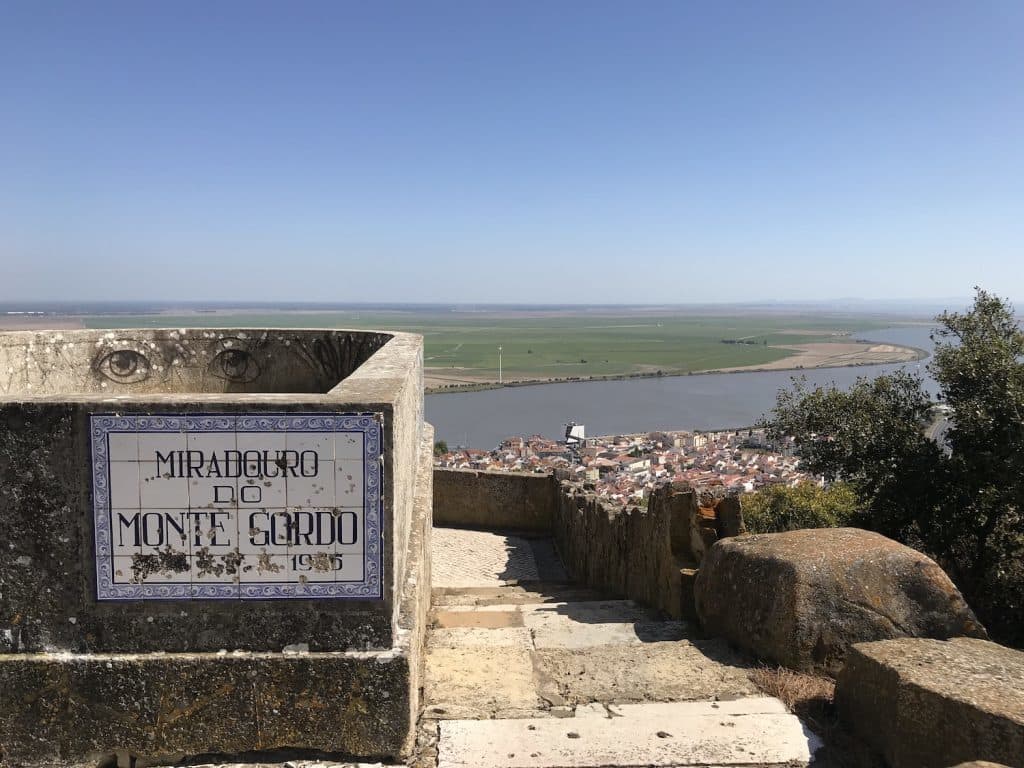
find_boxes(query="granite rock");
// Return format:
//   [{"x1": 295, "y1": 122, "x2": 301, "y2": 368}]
[
  {"x1": 694, "y1": 527, "x2": 986, "y2": 673},
  {"x1": 835, "y1": 637, "x2": 1024, "y2": 768}
]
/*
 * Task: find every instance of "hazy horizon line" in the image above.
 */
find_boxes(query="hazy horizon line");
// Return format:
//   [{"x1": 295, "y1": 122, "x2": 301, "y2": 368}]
[{"x1": 0, "y1": 296, "x2": 988, "y2": 309}]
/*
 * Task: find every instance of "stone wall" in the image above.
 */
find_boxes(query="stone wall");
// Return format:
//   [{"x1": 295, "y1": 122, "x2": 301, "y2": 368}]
[
  {"x1": 0, "y1": 421, "x2": 435, "y2": 766},
  {"x1": 433, "y1": 468, "x2": 558, "y2": 531},
  {"x1": 432, "y1": 471, "x2": 746, "y2": 619},
  {"x1": 395, "y1": 422, "x2": 434, "y2": 757},
  {"x1": 340, "y1": 331, "x2": 425, "y2": 632},
  {"x1": 549, "y1": 481, "x2": 747, "y2": 620},
  {"x1": 552, "y1": 483, "x2": 683, "y2": 618}
]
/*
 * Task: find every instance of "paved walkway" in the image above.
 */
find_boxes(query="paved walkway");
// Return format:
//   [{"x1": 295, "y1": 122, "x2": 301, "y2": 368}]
[{"x1": 421, "y1": 528, "x2": 822, "y2": 768}]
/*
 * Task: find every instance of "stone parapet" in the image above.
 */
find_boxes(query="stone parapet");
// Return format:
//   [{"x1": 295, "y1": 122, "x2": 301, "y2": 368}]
[
  {"x1": 433, "y1": 468, "x2": 557, "y2": 532},
  {"x1": 552, "y1": 483, "x2": 682, "y2": 618}
]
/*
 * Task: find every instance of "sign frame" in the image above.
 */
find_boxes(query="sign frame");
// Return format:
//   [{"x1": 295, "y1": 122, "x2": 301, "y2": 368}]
[{"x1": 90, "y1": 412, "x2": 383, "y2": 601}]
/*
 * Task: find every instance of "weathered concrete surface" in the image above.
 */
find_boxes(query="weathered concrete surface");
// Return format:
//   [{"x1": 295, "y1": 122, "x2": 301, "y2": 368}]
[
  {"x1": 431, "y1": 600, "x2": 690, "y2": 650},
  {"x1": 522, "y1": 601, "x2": 687, "y2": 649},
  {"x1": 0, "y1": 421, "x2": 434, "y2": 766},
  {"x1": 164, "y1": 763, "x2": 401, "y2": 768},
  {"x1": 533, "y1": 641, "x2": 757, "y2": 706},
  {"x1": 425, "y1": 644, "x2": 545, "y2": 719},
  {"x1": 436, "y1": 698, "x2": 821, "y2": 767},
  {"x1": 0, "y1": 329, "x2": 423, "y2": 654},
  {"x1": 0, "y1": 650, "x2": 410, "y2": 767},
  {"x1": 835, "y1": 637, "x2": 1024, "y2": 768},
  {"x1": 345, "y1": 332, "x2": 424, "y2": 624},
  {"x1": 0, "y1": 329, "x2": 391, "y2": 396},
  {"x1": 432, "y1": 585, "x2": 607, "y2": 608},
  {"x1": 695, "y1": 528, "x2": 987, "y2": 674},
  {"x1": 392, "y1": 422, "x2": 434, "y2": 756},
  {"x1": 433, "y1": 468, "x2": 558, "y2": 531}
]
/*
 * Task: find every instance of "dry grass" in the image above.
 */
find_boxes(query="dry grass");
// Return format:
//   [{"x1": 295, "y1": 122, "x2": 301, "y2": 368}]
[
  {"x1": 749, "y1": 665, "x2": 835, "y2": 717},
  {"x1": 749, "y1": 666, "x2": 883, "y2": 768}
]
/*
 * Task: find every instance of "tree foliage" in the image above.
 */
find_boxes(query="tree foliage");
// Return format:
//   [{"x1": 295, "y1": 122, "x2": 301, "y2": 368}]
[
  {"x1": 762, "y1": 288, "x2": 1024, "y2": 646},
  {"x1": 742, "y1": 482, "x2": 858, "y2": 534},
  {"x1": 433, "y1": 440, "x2": 449, "y2": 456}
]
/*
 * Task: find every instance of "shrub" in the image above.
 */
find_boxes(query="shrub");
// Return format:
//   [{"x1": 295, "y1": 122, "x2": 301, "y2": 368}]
[{"x1": 741, "y1": 482, "x2": 858, "y2": 534}]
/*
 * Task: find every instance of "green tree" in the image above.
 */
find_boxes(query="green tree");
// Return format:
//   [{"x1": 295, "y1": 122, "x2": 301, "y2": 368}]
[
  {"x1": 433, "y1": 440, "x2": 449, "y2": 456},
  {"x1": 742, "y1": 482, "x2": 859, "y2": 534},
  {"x1": 930, "y1": 290, "x2": 1024, "y2": 632},
  {"x1": 763, "y1": 288, "x2": 1024, "y2": 646},
  {"x1": 765, "y1": 369, "x2": 947, "y2": 546}
]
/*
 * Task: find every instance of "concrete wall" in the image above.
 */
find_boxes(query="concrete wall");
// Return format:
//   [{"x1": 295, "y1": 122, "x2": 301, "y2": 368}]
[
  {"x1": 433, "y1": 468, "x2": 558, "y2": 531},
  {"x1": 0, "y1": 330, "x2": 423, "y2": 654},
  {"x1": 335, "y1": 331, "x2": 424, "y2": 635},
  {"x1": 0, "y1": 328, "x2": 432, "y2": 764},
  {"x1": 0, "y1": 422, "x2": 436, "y2": 766},
  {"x1": 0, "y1": 328, "x2": 392, "y2": 395}
]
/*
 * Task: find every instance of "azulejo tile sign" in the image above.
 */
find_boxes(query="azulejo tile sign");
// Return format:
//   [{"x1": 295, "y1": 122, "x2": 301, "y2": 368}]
[{"x1": 90, "y1": 412, "x2": 383, "y2": 600}]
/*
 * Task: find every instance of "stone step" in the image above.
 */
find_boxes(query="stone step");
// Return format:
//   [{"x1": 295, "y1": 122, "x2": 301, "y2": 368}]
[
  {"x1": 432, "y1": 583, "x2": 610, "y2": 607},
  {"x1": 437, "y1": 698, "x2": 821, "y2": 768},
  {"x1": 423, "y1": 638, "x2": 759, "y2": 718},
  {"x1": 164, "y1": 763, "x2": 401, "y2": 768},
  {"x1": 431, "y1": 600, "x2": 689, "y2": 649}
]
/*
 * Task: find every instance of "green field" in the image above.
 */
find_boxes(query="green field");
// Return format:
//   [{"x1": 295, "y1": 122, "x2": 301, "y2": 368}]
[{"x1": 81, "y1": 311, "x2": 898, "y2": 383}]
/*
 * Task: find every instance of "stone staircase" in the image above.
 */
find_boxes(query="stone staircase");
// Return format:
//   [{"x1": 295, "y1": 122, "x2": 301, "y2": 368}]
[{"x1": 420, "y1": 527, "x2": 822, "y2": 768}]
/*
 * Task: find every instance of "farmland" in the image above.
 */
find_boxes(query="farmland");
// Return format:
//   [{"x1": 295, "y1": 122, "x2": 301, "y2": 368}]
[{"x1": 74, "y1": 309, "x2": 923, "y2": 391}]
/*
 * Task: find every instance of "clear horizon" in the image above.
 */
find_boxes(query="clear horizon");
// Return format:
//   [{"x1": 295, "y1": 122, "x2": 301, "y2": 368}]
[{"x1": 2, "y1": 2, "x2": 1022, "y2": 303}]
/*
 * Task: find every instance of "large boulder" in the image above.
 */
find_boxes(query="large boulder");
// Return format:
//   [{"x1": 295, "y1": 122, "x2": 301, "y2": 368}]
[
  {"x1": 694, "y1": 527, "x2": 986, "y2": 674},
  {"x1": 836, "y1": 637, "x2": 1024, "y2": 768}
]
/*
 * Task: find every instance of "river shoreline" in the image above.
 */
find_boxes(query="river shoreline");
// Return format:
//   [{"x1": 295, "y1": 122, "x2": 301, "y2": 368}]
[{"x1": 424, "y1": 344, "x2": 931, "y2": 395}]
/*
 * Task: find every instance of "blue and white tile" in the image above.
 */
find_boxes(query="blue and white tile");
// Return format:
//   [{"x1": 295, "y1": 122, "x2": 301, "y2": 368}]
[
  {"x1": 107, "y1": 433, "x2": 139, "y2": 462},
  {"x1": 335, "y1": 432, "x2": 364, "y2": 460},
  {"x1": 188, "y1": 475, "x2": 238, "y2": 511},
  {"x1": 335, "y1": 461, "x2": 364, "y2": 506},
  {"x1": 108, "y1": 462, "x2": 141, "y2": 509},
  {"x1": 286, "y1": 466, "x2": 335, "y2": 509},
  {"x1": 137, "y1": 432, "x2": 187, "y2": 462}
]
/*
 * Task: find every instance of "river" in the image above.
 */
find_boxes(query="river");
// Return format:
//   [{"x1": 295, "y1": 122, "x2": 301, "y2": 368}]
[{"x1": 425, "y1": 325, "x2": 939, "y2": 448}]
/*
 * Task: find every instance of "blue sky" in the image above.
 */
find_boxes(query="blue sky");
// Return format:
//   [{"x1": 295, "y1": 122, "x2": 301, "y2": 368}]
[{"x1": 1, "y1": 1, "x2": 1021, "y2": 303}]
